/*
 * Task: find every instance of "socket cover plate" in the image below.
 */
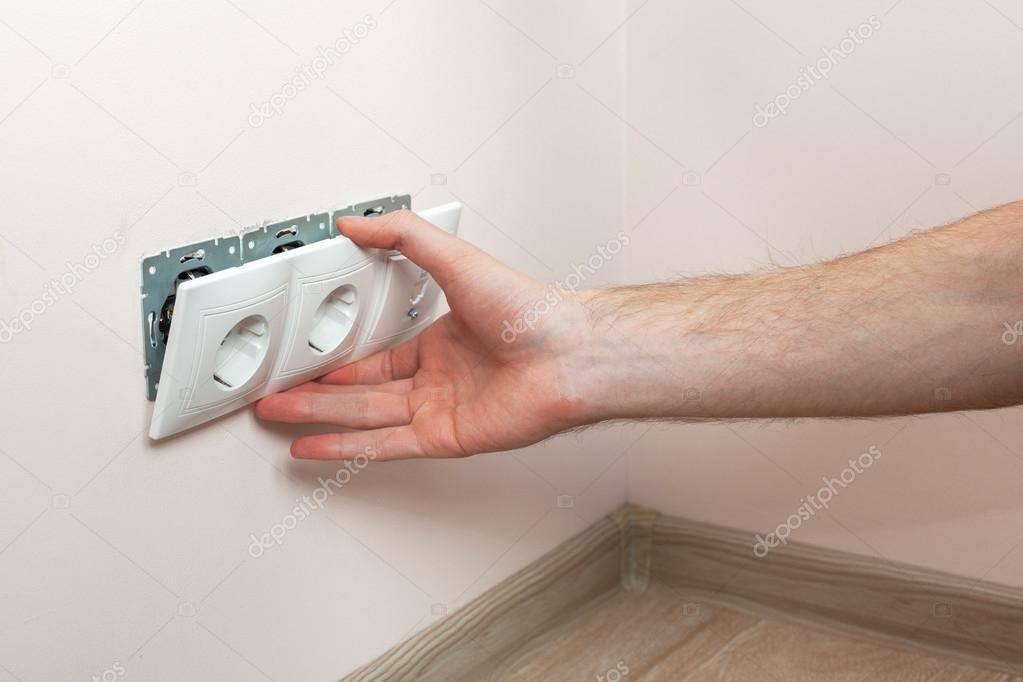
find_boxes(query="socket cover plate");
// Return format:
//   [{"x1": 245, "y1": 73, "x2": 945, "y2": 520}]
[
  {"x1": 147, "y1": 202, "x2": 461, "y2": 440},
  {"x1": 140, "y1": 194, "x2": 412, "y2": 401}
]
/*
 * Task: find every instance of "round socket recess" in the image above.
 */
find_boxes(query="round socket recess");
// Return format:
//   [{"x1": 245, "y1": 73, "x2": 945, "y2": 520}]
[
  {"x1": 214, "y1": 315, "x2": 270, "y2": 390},
  {"x1": 308, "y1": 285, "x2": 359, "y2": 354}
]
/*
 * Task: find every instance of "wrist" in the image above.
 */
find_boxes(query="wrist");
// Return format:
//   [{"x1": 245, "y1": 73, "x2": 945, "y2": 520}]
[
  {"x1": 554, "y1": 289, "x2": 672, "y2": 426},
  {"x1": 564, "y1": 286, "x2": 720, "y2": 425}
]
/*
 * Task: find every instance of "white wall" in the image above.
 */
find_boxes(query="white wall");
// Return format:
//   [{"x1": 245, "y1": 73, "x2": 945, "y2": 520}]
[
  {"x1": 5, "y1": 1, "x2": 1022, "y2": 679},
  {"x1": 623, "y1": 0, "x2": 1023, "y2": 588},
  {"x1": 0, "y1": 1, "x2": 632, "y2": 680}
]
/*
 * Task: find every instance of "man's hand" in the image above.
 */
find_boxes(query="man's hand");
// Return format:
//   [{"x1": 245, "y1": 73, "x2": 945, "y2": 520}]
[
  {"x1": 255, "y1": 210, "x2": 593, "y2": 461},
  {"x1": 258, "y1": 200, "x2": 1023, "y2": 460}
]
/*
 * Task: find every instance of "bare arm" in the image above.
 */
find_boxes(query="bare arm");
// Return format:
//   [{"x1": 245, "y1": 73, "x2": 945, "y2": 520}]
[
  {"x1": 573, "y1": 201, "x2": 1023, "y2": 421},
  {"x1": 256, "y1": 202, "x2": 1023, "y2": 460}
]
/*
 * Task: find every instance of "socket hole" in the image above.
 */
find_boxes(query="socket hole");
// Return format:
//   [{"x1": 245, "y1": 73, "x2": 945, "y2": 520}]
[
  {"x1": 214, "y1": 315, "x2": 270, "y2": 390},
  {"x1": 308, "y1": 285, "x2": 358, "y2": 354},
  {"x1": 363, "y1": 205, "x2": 384, "y2": 217},
  {"x1": 148, "y1": 265, "x2": 157, "y2": 276},
  {"x1": 228, "y1": 245, "x2": 236, "y2": 255}
]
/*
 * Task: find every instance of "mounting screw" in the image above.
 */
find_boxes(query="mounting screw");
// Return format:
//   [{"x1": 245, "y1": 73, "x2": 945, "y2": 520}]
[{"x1": 407, "y1": 308, "x2": 419, "y2": 320}]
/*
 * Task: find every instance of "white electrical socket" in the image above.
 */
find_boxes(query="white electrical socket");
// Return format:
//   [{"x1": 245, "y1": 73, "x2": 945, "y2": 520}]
[
  {"x1": 263, "y1": 235, "x2": 381, "y2": 394},
  {"x1": 148, "y1": 202, "x2": 462, "y2": 440}
]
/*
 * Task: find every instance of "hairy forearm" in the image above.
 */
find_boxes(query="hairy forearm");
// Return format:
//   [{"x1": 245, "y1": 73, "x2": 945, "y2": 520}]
[{"x1": 571, "y1": 201, "x2": 1023, "y2": 422}]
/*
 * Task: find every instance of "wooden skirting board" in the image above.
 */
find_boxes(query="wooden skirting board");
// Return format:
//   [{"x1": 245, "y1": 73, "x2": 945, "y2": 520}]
[
  {"x1": 343, "y1": 506, "x2": 1023, "y2": 680},
  {"x1": 652, "y1": 514, "x2": 1023, "y2": 676},
  {"x1": 344, "y1": 517, "x2": 622, "y2": 681}
]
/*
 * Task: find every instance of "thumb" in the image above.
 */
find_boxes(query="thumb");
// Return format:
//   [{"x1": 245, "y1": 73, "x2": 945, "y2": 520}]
[{"x1": 337, "y1": 208, "x2": 480, "y2": 288}]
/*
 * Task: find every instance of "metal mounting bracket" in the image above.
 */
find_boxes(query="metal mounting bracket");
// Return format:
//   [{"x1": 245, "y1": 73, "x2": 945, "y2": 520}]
[
  {"x1": 140, "y1": 193, "x2": 411, "y2": 400},
  {"x1": 330, "y1": 194, "x2": 412, "y2": 233},
  {"x1": 240, "y1": 212, "x2": 332, "y2": 262}
]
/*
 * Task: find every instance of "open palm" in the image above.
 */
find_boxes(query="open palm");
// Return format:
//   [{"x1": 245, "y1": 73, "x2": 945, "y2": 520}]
[{"x1": 256, "y1": 210, "x2": 589, "y2": 461}]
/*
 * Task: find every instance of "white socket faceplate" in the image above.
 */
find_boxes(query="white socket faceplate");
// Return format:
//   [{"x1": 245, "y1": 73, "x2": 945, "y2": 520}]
[{"x1": 148, "y1": 202, "x2": 461, "y2": 440}]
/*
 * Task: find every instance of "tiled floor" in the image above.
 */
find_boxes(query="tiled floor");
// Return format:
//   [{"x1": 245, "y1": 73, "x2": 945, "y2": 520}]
[{"x1": 501, "y1": 583, "x2": 1017, "y2": 681}]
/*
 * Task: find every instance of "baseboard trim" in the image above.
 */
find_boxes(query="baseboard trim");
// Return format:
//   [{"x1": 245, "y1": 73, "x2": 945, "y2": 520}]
[
  {"x1": 343, "y1": 516, "x2": 622, "y2": 681},
  {"x1": 344, "y1": 507, "x2": 1023, "y2": 679},
  {"x1": 652, "y1": 514, "x2": 1023, "y2": 676}
]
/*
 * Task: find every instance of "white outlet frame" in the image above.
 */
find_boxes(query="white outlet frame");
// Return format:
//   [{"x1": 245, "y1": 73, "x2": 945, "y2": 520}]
[
  {"x1": 147, "y1": 201, "x2": 462, "y2": 440},
  {"x1": 140, "y1": 194, "x2": 412, "y2": 401}
]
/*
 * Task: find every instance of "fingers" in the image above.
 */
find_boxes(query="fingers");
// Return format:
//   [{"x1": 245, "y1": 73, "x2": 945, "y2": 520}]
[
  {"x1": 317, "y1": 339, "x2": 419, "y2": 386},
  {"x1": 291, "y1": 427, "x2": 427, "y2": 461},
  {"x1": 256, "y1": 390, "x2": 410, "y2": 429},
  {"x1": 288, "y1": 379, "x2": 413, "y2": 395},
  {"x1": 337, "y1": 209, "x2": 483, "y2": 289}
]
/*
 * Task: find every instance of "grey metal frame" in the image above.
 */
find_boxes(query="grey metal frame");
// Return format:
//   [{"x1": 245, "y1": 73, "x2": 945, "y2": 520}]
[{"x1": 140, "y1": 193, "x2": 411, "y2": 400}]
